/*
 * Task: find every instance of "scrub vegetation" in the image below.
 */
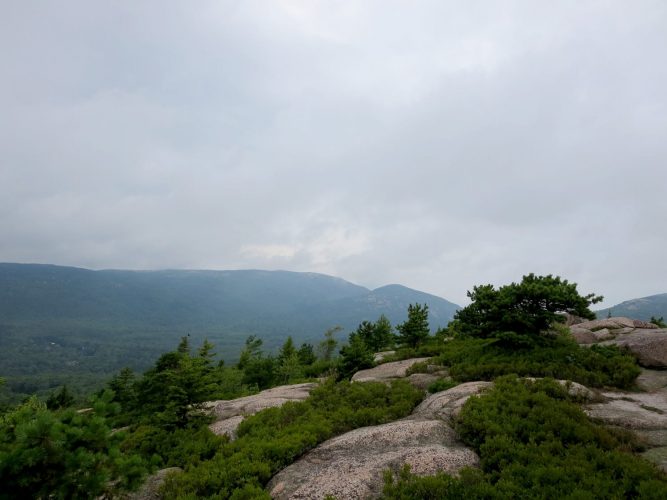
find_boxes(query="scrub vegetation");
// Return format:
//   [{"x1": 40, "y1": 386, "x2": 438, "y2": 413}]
[{"x1": 1, "y1": 273, "x2": 665, "y2": 498}]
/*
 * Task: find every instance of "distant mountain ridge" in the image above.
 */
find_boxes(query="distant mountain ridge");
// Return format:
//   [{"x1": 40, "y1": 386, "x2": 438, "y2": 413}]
[
  {"x1": 0, "y1": 263, "x2": 459, "y2": 399},
  {"x1": 596, "y1": 293, "x2": 667, "y2": 321}
]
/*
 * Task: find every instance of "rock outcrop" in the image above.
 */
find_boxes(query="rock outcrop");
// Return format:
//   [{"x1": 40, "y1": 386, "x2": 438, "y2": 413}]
[
  {"x1": 411, "y1": 381, "x2": 493, "y2": 421},
  {"x1": 585, "y1": 390, "x2": 667, "y2": 433},
  {"x1": 569, "y1": 316, "x2": 667, "y2": 368},
  {"x1": 126, "y1": 467, "x2": 181, "y2": 500},
  {"x1": 206, "y1": 383, "x2": 317, "y2": 439},
  {"x1": 267, "y1": 382, "x2": 489, "y2": 499},
  {"x1": 583, "y1": 378, "x2": 667, "y2": 471},
  {"x1": 610, "y1": 330, "x2": 667, "y2": 368},
  {"x1": 351, "y1": 358, "x2": 431, "y2": 383},
  {"x1": 373, "y1": 351, "x2": 396, "y2": 363}
]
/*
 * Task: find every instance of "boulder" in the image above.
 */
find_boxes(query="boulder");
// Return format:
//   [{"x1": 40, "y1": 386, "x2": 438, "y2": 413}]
[
  {"x1": 576, "y1": 318, "x2": 632, "y2": 331},
  {"x1": 612, "y1": 329, "x2": 667, "y2": 368},
  {"x1": 575, "y1": 317, "x2": 658, "y2": 332},
  {"x1": 558, "y1": 380, "x2": 599, "y2": 401},
  {"x1": 411, "y1": 381, "x2": 493, "y2": 421},
  {"x1": 592, "y1": 328, "x2": 614, "y2": 341},
  {"x1": 636, "y1": 368, "x2": 667, "y2": 392},
  {"x1": 613, "y1": 327, "x2": 636, "y2": 336},
  {"x1": 570, "y1": 327, "x2": 596, "y2": 344},
  {"x1": 561, "y1": 313, "x2": 587, "y2": 326},
  {"x1": 267, "y1": 409, "x2": 478, "y2": 499},
  {"x1": 634, "y1": 319, "x2": 660, "y2": 329},
  {"x1": 206, "y1": 383, "x2": 317, "y2": 438},
  {"x1": 208, "y1": 415, "x2": 244, "y2": 440},
  {"x1": 569, "y1": 317, "x2": 667, "y2": 368},
  {"x1": 373, "y1": 351, "x2": 396, "y2": 362},
  {"x1": 406, "y1": 373, "x2": 441, "y2": 390},
  {"x1": 351, "y1": 358, "x2": 431, "y2": 383}
]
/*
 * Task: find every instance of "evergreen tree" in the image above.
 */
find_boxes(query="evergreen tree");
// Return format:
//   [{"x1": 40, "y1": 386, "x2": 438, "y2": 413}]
[
  {"x1": 277, "y1": 352, "x2": 302, "y2": 384},
  {"x1": 339, "y1": 333, "x2": 374, "y2": 379},
  {"x1": 374, "y1": 314, "x2": 395, "y2": 350},
  {"x1": 355, "y1": 321, "x2": 377, "y2": 349},
  {"x1": 134, "y1": 341, "x2": 216, "y2": 429},
  {"x1": 46, "y1": 385, "x2": 75, "y2": 410},
  {"x1": 0, "y1": 393, "x2": 146, "y2": 498},
  {"x1": 237, "y1": 335, "x2": 263, "y2": 370},
  {"x1": 297, "y1": 343, "x2": 316, "y2": 365},
  {"x1": 177, "y1": 335, "x2": 191, "y2": 354},
  {"x1": 278, "y1": 336, "x2": 297, "y2": 363},
  {"x1": 318, "y1": 326, "x2": 341, "y2": 361},
  {"x1": 396, "y1": 304, "x2": 430, "y2": 348},
  {"x1": 452, "y1": 274, "x2": 603, "y2": 345},
  {"x1": 355, "y1": 316, "x2": 396, "y2": 352}
]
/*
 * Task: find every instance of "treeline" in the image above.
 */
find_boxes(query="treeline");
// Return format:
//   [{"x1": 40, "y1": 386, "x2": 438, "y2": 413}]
[{"x1": 383, "y1": 376, "x2": 667, "y2": 498}]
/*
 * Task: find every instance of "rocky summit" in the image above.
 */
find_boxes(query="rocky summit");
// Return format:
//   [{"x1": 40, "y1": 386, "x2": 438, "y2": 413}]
[
  {"x1": 267, "y1": 382, "x2": 487, "y2": 499},
  {"x1": 569, "y1": 316, "x2": 667, "y2": 368}
]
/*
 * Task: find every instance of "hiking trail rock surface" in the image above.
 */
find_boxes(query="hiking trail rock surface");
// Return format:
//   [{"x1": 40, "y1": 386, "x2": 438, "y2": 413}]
[
  {"x1": 206, "y1": 383, "x2": 317, "y2": 439},
  {"x1": 267, "y1": 382, "x2": 488, "y2": 499},
  {"x1": 351, "y1": 358, "x2": 431, "y2": 383}
]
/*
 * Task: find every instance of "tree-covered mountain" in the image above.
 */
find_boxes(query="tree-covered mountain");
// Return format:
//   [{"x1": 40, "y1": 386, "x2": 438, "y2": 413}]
[
  {"x1": 596, "y1": 293, "x2": 667, "y2": 321},
  {"x1": 0, "y1": 263, "x2": 459, "y2": 400}
]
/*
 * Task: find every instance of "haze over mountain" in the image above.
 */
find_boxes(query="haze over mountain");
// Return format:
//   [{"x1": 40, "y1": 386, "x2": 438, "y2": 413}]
[
  {"x1": 596, "y1": 293, "x2": 667, "y2": 322},
  {"x1": 0, "y1": 263, "x2": 459, "y2": 399}
]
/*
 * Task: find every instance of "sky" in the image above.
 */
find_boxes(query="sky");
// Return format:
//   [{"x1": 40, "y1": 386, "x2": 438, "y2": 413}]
[{"x1": 1, "y1": 1, "x2": 666, "y2": 307}]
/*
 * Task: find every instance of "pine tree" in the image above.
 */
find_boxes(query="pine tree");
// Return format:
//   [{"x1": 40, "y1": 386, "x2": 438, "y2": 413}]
[{"x1": 396, "y1": 304, "x2": 430, "y2": 348}]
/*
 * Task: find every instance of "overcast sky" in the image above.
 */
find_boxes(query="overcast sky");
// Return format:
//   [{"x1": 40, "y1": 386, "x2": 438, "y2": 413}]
[{"x1": 1, "y1": 1, "x2": 666, "y2": 306}]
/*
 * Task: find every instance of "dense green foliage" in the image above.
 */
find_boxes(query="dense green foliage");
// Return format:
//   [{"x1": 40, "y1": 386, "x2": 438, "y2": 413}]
[
  {"x1": 0, "y1": 392, "x2": 146, "y2": 499},
  {"x1": 355, "y1": 315, "x2": 396, "y2": 352},
  {"x1": 452, "y1": 274, "x2": 602, "y2": 345},
  {"x1": 383, "y1": 376, "x2": 667, "y2": 499},
  {"x1": 2, "y1": 273, "x2": 662, "y2": 498},
  {"x1": 162, "y1": 379, "x2": 423, "y2": 498},
  {"x1": 338, "y1": 315, "x2": 401, "y2": 379},
  {"x1": 396, "y1": 304, "x2": 431, "y2": 348},
  {"x1": 338, "y1": 332, "x2": 375, "y2": 379},
  {"x1": 436, "y1": 337, "x2": 640, "y2": 388}
]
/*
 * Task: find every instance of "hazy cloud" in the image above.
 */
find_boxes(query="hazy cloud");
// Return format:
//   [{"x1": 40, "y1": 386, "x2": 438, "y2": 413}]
[{"x1": 2, "y1": 1, "x2": 666, "y2": 305}]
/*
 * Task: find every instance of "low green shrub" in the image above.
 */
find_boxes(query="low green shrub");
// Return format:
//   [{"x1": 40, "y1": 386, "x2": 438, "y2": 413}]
[
  {"x1": 405, "y1": 361, "x2": 431, "y2": 376},
  {"x1": 383, "y1": 376, "x2": 667, "y2": 499},
  {"x1": 163, "y1": 379, "x2": 423, "y2": 498},
  {"x1": 427, "y1": 378, "x2": 458, "y2": 393},
  {"x1": 437, "y1": 337, "x2": 640, "y2": 389}
]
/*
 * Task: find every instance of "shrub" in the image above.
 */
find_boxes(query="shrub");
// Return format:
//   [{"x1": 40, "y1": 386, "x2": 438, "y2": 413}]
[
  {"x1": 436, "y1": 337, "x2": 639, "y2": 389},
  {"x1": 427, "y1": 378, "x2": 458, "y2": 394},
  {"x1": 383, "y1": 376, "x2": 667, "y2": 499},
  {"x1": 163, "y1": 379, "x2": 423, "y2": 498}
]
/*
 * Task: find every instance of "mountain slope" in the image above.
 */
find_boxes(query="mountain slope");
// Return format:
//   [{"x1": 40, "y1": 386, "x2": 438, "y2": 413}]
[
  {"x1": 0, "y1": 263, "x2": 459, "y2": 399},
  {"x1": 596, "y1": 293, "x2": 667, "y2": 321}
]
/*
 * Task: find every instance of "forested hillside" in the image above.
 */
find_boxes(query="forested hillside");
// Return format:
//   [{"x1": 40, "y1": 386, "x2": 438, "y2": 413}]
[{"x1": 0, "y1": 263, "x2": 459, "y2": 401}]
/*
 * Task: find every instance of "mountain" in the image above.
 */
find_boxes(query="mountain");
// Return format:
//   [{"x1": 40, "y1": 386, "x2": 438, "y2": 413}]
[
  {"x1": 0, "y1": 263, "x2": 460, "y2": 399},
  {"x1": 596, "y1": 293, "x2": 667, "y2": 321}
]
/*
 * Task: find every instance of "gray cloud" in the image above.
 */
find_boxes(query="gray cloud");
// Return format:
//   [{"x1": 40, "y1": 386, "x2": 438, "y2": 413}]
[{"x1": 2, "y1": 1, "x2": 666, "y2": 305}]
